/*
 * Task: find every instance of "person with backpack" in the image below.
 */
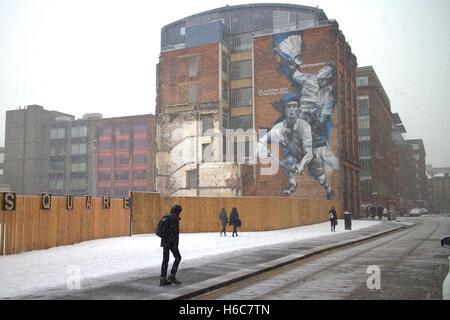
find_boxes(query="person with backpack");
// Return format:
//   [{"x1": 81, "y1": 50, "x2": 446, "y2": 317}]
[
  {"x1": 229, "y1": 207, "x2": 241, "y2": 237},
  {"x1": 157, "y1": 204, "x2": 183, "y2": 286},
  {"x1": 329, "y1": 206, "x2": 337, "y2": 232},
  {"x1": 219, "y1": 208, "x2": 228, "y2": 236}
]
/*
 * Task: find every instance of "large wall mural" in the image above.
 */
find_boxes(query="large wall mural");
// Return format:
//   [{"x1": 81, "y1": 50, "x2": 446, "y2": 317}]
[{"x1": 255, "y1": 30, "x2": 339, "y2": 199}]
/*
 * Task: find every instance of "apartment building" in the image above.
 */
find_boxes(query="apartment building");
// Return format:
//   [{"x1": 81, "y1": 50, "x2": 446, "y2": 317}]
[{"x1": 357, "y1": 66, "x2": 395, "y2": 208}]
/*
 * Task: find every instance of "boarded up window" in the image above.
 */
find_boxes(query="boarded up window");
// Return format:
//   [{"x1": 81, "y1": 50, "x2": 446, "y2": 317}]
[
  {"x1": 189, "y1": 56, "x2": 198, "y2": 77},
  {"x1": 186, "y1": 169, "x2": 198, "y2": 188},
  {"x1": 188, "y1": 84, "x2": 197, "y2": 104}
]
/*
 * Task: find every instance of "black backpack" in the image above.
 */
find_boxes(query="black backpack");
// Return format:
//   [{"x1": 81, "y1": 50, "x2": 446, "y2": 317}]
[{"x1": 156, "y1": 214, "x2": 170, "y2": 238}]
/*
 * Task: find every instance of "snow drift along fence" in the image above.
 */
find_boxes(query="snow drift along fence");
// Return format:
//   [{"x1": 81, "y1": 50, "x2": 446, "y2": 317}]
[{"x1": 0, "y1": 194, "x2": 130, "y2": 255}]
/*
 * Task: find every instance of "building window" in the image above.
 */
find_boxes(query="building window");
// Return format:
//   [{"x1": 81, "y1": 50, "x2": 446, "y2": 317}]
[
  {"x1": 98, "y1": 156, "x2": 112, "y2": 167},
  {"x1": 116, "y1": 155, "x2": 129, "y2": 166},
  {"x1": 188, "y1": 84, "x2": 198, "y2": 104},
  {"x1": 357, "y1": 76, "x2": 368, "y2": 87},
  {"x1": 189, "y1": 55, "x2": 198, "y2": 77},
  {"x1": 115, "y1": 170, "x2": 129, "y2": 181},
  {"x1": 202, "y1": 115, "x2": 214, "y2": 133},
  {"x1": 230, "y1": 60, "x2": 252, "y2": 80},
  {"x1": 71, "y1": 126, "x2": 88, "y2": 138},
  {"x1": 202, "y1": 143, "x2": 212, "y2": 163},
  {"x1": 357, "y1": 96, "x2": 369, "y2": 115},
  {"x1": 222, "y1": 112, "x2": 229, "y2": 129},
  {"x1": 134, "y1": 124, "x2": 147, "y2": 134},
  {"x1": 222, "y1": 84, "x2": 229, "y2": 102},
  {"x1": 221, "y1": 53, "x2": 228, "y2": 73},
  {"x1": 116, "y1": 139, "x2": 129, "y2": 150},
  {"x1": 186, "y1": 169, "x2": 198, "y2": 189},
  {"x1": 71, "y1": 143, "x2": 87, "y2": 155},
  {"x1": 230, "y1": 87, "x2": 252, "y2": 107},
  {"x1": 180, "y1": 26, "x2": 185, "y2": 36},
  {"x1": 133, "y1": 170, "x2": 146, "y2": 180},
  {"x1": 133, "y1": 153, "x2": 147, "y2": 164},
  {"x1": 116, "y1": 124, "x2": 128, "y2": 136},
  {"x1": 359, "y1": 140, "x2": 371, "y2": 156},
  {"x1": 50, "y1": 127, "x2": 65, "y2": 139},
  {"x1": 231, "y1": 33, "x2": 252, "y2": 53},
  {"x1": 98, "y1": 172, "x2": 111, "y2": 182},
  {"x1": 133, "y1": 137, "x2": 147, "y2": 148},
  {"x1": 71, "y1": 162, "x2": 87, "y2": 173},
  {"x1": 231, "y1": 115, "x2": 253, "y2": 131},
  {"x1": 358, "y1": 115, "x2": 370, "y2": 129}
]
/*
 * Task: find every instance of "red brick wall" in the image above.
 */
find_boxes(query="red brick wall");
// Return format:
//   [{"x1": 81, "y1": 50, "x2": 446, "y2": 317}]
[
  {"x1": 252, "y1": 26, "x2": 341, "y2": 200},
  {"x1": 160, "y1": 43, "x2": 220, "y2": 106}
]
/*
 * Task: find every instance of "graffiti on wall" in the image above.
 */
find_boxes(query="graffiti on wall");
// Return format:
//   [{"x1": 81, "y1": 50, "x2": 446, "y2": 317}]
[{"x1": 257, "y1": 31, "x2": 339, "y2": 199}]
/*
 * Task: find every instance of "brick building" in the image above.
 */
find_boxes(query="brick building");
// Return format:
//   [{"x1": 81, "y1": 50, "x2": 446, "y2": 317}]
[
  {"x1": 406, "y1": 139, "x2": 427, "y2": 204},
  {"x1": 156, "y1": 4, "x2": 360, "y2": 214},
  {"x1": 95, "y1": 115, "x2": 156, "y2": 197},
  {"x1": 357, "y1": 66, "x2": 395, "y2": 209}
]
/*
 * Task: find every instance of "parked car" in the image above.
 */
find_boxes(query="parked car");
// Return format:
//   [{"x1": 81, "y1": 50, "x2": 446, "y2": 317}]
[
  {"x1": 433, "y1": 209, "x2": 441, "y2": 214},
  {"x1": 441, "y1": 236, "x2": 450, "y2": 300},
  {"x1": 409, "y1": 208, "x2": 422, "y2": 217},
  {"x1": 421, "y1": 208, "x2": 429, "y2": 214}
]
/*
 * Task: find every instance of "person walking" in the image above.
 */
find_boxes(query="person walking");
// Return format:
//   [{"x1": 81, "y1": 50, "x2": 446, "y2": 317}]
[
  {"x1": 219, "y1": 208, "x2": 228, "y2": 236},
  {"x1": 160, "y1": 205, "x2": 183, "y2": 286},
  {"x1": 329, "y1": 206, "x2": 337, "y2": 232},
  {"x1": 229, "y1": 207, "x2": 241, "y2": 237}
]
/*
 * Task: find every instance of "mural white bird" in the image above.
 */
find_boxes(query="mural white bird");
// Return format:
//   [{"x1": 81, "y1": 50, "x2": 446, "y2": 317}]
[{"x1": 279, "y1": 34, "x2": 303, "y2": 65}]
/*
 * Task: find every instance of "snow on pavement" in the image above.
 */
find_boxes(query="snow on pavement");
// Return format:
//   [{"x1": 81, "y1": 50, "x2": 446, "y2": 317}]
[{"x1": 0, "y1": 219, "x2": 381, "y2": 298}]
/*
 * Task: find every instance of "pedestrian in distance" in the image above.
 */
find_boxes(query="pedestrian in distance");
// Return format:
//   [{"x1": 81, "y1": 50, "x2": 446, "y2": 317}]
[
  {"x1": 329, "y1": 206, "x2": 338, "y2": 232},
  {"x1": 219, "y1": 208, "x2": 228, "y2": 236},
  {"x1": 377, "y1": 206, "x2": 383, "y2": 220},
  {"x1": 229, "y1": 207, "x2": 241, "y2": 237},
  {"x1": 158, "y1": 204, "x2": 183, "y2": 286}
]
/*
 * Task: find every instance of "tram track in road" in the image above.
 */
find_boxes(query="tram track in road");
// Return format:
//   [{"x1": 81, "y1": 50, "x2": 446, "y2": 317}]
[{"x1": 196, "y1": 222, "x2": 421, "y2": 300}]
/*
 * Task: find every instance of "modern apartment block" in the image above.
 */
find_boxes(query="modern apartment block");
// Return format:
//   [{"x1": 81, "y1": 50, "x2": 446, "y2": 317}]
[
  {"x1": 3, "y1": 105, "x2": 156, "y2": 197},
  {"x1": 427, "y1": 166, "x2": 450, "y2": 211},
  {"x1": 356, "y1": 66, "x2": 395, "y2": 209},
  {"x1": 3, "y1": 105, "x2": 75, "y2": 195},
  {"x1": 156, "y1": 4, "x2": 360, "y2": 213}
]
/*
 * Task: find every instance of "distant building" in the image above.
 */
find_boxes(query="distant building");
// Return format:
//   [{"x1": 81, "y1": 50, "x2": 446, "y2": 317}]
[
  {"x1": 3, "y1": 105, "x2": 74, "y2": 195},
  {"x1": 3, "y1": 105, "x2": 156, "y2": 197},
  {"x1": 406, "y1": 139, "x2": 427, "y2": 204},
  {"x1": 156, "y1": 4, "x2": 360, "y2": 214},
  {"x1": 95, "y1": 115, "x2": 156, "y2": 197}
]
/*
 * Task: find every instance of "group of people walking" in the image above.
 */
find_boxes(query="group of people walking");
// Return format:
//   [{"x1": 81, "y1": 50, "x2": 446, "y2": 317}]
[
  {"x1": 219, "y1": 207, "x2": 241, "y2": 237},
  {"x1": 158, "y1": 204, "x2": 340, "y2": 287}
]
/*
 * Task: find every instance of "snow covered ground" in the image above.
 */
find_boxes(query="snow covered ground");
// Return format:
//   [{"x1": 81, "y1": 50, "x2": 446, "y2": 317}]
[{"x1": 0, "y1": 219, "x2": 381, "y2": 299}]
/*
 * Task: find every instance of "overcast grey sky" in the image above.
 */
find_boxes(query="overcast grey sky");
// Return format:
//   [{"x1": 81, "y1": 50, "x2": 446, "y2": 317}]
[{"x1": 1, "y1": 0, "x2": 449, "y2": 167}]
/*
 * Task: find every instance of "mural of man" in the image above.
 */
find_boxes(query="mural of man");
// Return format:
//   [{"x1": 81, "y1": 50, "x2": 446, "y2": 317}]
[
  {"x1": 257, "y1": 99, "x2": 313, "y2": 195},
  {"x1": 271, "y1": 32, "x2": 338, "y2": 199}
]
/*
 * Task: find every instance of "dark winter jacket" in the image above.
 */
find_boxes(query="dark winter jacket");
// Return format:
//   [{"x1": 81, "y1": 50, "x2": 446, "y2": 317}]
[
  {"x1": 329, "y1": 208, "x2": 337, "y2": 225},
  {"x1": 229, "y1": 207, "x2": 240, "y2": 227},
  {"x1": 160, "y1": 205, "x2": 182, "y2": 248},
  {"x1": 219, "y1": 208, "x2": 228, "y2": 227}
]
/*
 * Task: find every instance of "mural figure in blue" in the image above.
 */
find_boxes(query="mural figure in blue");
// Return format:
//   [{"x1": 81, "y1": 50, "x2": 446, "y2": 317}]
[{"x1": 267, "y1": 31, "x2": 339, "y2": 199}]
